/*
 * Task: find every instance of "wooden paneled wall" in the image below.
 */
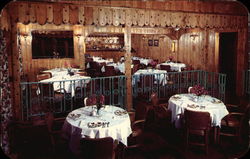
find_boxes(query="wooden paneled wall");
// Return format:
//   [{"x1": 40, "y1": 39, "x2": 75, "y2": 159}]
[
  {"x1": 132, "y1": 34, "x2": 172, "y2": 63},
  {"x1": 17, "y1": 23, "x2": 83, "y2": 82},
  {"x1": 132, "y1": 29, "x2": 234, "y2": 72}
]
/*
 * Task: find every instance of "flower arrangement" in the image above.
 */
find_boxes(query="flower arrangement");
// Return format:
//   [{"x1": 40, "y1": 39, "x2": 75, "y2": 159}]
[
  {"x1": 149, "y1": 60, "x2": 157, "y2": 68},
  {"x1": 86, "y1": 94, "x2": 105, "y2": 105},
  {"x1": 86, "y1": 94, "x2": 105, "y2": 115},
  {"x1": 169, "y1": 56, "x2": 174, "y2": 61},
  {"x1": 189, "y1": 84, "x2": 208, "y2": 96},
  {"x1": 64, "y1": 61, "x2": 70, "y2": 68}
]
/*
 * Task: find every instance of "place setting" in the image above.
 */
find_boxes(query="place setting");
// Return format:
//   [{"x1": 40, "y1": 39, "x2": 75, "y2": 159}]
[
  {"x1": 68, "y1": 113, "x2": 81, "y2": 121},
  {"x1": 87, "y1": 121, "x2": 110, "y2": 128},
  {"x1": 114, "y1": 110, "x2": 128, "y2": 116}
]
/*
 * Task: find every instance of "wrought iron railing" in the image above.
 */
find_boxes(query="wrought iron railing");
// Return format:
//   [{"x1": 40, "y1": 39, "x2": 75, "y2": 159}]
[
  {"x1": 132, "y1": 70, "x2": 226, "y2": 102},
  {"x1": 244, "y1": 69, "x2": 250, "y2": 96},
  {"x1": 20, "y1": 70, "x2": 226, "y2": 120},
  {"x1": 20, "y1": 76, "x2": 126, "y2": 120}
]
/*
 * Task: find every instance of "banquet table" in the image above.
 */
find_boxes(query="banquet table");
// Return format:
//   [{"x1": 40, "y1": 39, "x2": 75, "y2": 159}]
[
  {"x1": 39, "y1": 74, "x2": 91, "y2": 96},
  {"x1": 42, "y1": 68, "x2": 81, "y2": 77},
  {"x1": 132, "y1": 56, "x2": 152, "y2": 66},
  {"x1": 157, "y1": 61, "x2": 186, "y2": 72},
  {"x1": 168, "y1": 93, "x2": 229, "y2": 129},
  {"x1": 63, "y1": 105, "x2": 132, "y2": 155},
  {"x1": 133, "y1": 69, "x2": 168, "y2": 85}
]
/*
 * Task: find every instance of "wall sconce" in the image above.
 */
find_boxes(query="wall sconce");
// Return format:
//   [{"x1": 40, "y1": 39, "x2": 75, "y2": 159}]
[
  {"x1": 75, "y1": 34, "x2": 81, "y2": 39},
  {"x1": 171, "y1": 40, "x2": 177, "y2": 53},
  {"x1": 174, "y1": 27, "x2": 180, "y2": 31},
  {"x1": 19, "y1": 30, "x2": 29, "y2": 40},
  {"x1": 190, "y1": 34, "x2": 199, "y2": 41},
  {"x1": 20, "y1": 33, "x2": 28, "y2": 40}
]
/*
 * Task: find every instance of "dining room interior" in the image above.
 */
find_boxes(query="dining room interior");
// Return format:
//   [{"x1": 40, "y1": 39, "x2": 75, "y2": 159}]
[{"x1": 0, "y1": 0, "x2": 250, "y2": 159}]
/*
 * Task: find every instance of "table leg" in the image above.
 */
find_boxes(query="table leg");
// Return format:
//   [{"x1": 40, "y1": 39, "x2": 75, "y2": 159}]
[{"x1": 213, "y1": 126, "x2": 219, "y2": 144}]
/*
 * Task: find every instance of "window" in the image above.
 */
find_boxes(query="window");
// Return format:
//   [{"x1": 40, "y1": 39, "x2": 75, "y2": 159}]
[{"x1": 32, "y1": 31, "x2": 74, "y2": 59}]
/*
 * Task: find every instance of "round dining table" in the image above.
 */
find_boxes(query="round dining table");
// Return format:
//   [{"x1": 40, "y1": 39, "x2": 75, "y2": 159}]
[
  {"x1": 168, "y1": 93, "x2": 229, "y2": 129},
  {"x1": 62, "y1": 105, "x2": 132, "y2": 155}
]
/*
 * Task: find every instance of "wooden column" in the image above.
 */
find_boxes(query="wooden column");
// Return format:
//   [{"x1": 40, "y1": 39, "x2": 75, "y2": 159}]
[
  {"x1": 81, "y1": 27, "x2": 88, "y2": 70},
  {"x1": 124, "y1": 26, "x2": 132, "y2": 111},
  {"x1": 73, "y1": 25, "x2": 85, "y2": 69},
  {"x1": 10, "y1": 7, "x2": 21, "y2": 120}
]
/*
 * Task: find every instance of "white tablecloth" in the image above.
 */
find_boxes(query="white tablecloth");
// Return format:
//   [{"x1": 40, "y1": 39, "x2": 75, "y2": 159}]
[
  {"x1": 40, "y1": 74, "x2": 91, "y2": 96},
  {"x1": 133, "y1": 69, "x2": 168, "y2": 85},
  {"x1": 168, "y1": 94, "x2": 229, "y2": 128},
  {"x1": 157, "y1": 61, "x2": 186, "y2": 72},
  {"x1": 43, "y1": 68, "x2": 81, "y2": 77},
  {"x1": 63, "y1": 105, "x2": 132, "y2": 155},
  {"x1": 132, "y1": 56, "x2": 152, "y2": 66}
]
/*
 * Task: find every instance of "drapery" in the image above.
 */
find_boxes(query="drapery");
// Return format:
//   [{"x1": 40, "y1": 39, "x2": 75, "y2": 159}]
[{"x1": 0, "y1": 29, "x2": 13, "y2": 154}]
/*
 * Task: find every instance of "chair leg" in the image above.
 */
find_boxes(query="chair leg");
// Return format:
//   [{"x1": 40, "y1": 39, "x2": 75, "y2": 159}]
[
  {"x1": 205, "y1": 132, "x2": 209, "y2": 154},
  {"x1": 217, "y1": 128, "x2": 220, "y2": 145},
  {"x1": 185, "y1": 131, "x2": 189, "y2": 152}
]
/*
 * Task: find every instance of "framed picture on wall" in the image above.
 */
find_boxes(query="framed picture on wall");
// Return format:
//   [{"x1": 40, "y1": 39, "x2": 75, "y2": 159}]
[
  {"x1": 148, "y1": 39, "x2": 153, "y2": 46},
  {"x1": 154, "y1": 39, "x2": 159, "y2": 46}
]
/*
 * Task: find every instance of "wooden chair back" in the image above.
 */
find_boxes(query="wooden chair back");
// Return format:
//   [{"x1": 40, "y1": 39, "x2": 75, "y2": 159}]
[
  {"x1": 104, "y1": 65, "x2": 116, "y2": 76},
  {"x1": 80, "y1": 137, "x2": 114, "y2": 159},
  {"x1": 150, "y1": 92, "x2": 159, "y2": 107},
  {"x1": 160, "y1": 65, "x2": 171, "y2": 72},
  {"x1": 37, "y1": 73, "x2": 51, "y2": 81},
  {"x1": 185, "y1": 109, "x2": 211, "y2": 130},
  {"x1": 184, "y1": 109, "x2": 211, "y2": 154}
]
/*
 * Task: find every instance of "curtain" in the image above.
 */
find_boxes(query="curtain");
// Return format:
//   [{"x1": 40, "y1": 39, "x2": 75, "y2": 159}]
[{"x1": 0, "y1": 29, "x2": 13, "y2": 154}]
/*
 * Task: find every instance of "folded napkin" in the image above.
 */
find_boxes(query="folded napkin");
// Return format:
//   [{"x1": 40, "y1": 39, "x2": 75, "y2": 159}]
[
  {"x1": 68, "y1": 113, "x2": 81, "y2": 120},
  {"x1": 187, "y1": 104, "x2": 199, "y2": 109},
  {"x1": 172, "y1": 95, "x2": 181, "y2": 100},
  {"x1": 114, "y1": 110, "x2": 128, "y2": 116},
  {"x1": 87, "y1": 122, "x2": 110, "y2": 128},
  {"x1": 211, "y1": 99, "x2": 222, "y2": 104}
]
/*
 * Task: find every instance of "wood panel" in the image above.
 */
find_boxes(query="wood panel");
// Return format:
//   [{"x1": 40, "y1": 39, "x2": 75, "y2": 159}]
[
  {"x1": 132, "y1": 30, "x2": 219, "y2": 71},
  {"x1": 4, "y1": 1, "x2": 248, "y2": 29},
  {"x1": 30, "y1": 58, "x2": 75, "y2": 81}
]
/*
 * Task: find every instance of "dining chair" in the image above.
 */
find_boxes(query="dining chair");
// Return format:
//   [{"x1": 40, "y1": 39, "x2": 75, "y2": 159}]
[
  {"x1": 132, "y1": 59, "x2": 140, "y2": 65},
  {"x1": 218, "y1": 104, "x2": 250, "y2": 145},
  {"x1": 150, "y1": 92, "x2": 169, "y2": 108},
  {"x1": 184, "y1": 109, "x2": 211, "y2": 154},
  {"x1": 144, "y1": 106, "x2": 172, "y2": 136},
  {"x1": 36, "y1": 73, "x2": 51, "y2": 81},
  {"x1": 76, "y1": 71, "x2": 87, "y2": 76},
  {"x1": 45, "y1": 111, "x2": 67, "y2": 153},
  {"x1": 80, "y1": 137, "x2": 114, "y2": 159},
  {"x1": 160, "y1": 65, "x2": 171, "y2": 72},
  {"x1": 74, "y1": 86, "x2": 85, "y2": 108},
  {"x1": 84, "y1": 94, "x2": 105, "y2": 106},
  {"x1": 38, "y1": 83, "x2": 66, "y2": 112},
  {"x1": 132, "y1": 64, "x2": 140, "y2": 74},
  {"x1": 103, "y1": 65, "x2": 116, "y2": 76},
  {"x1": 130, "y1": 105, "x2": 172, "y2": 145}
]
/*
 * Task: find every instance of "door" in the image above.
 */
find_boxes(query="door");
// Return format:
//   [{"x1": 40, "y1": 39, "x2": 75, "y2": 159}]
[{"x1": 219, "y1": 32, "x2": 237, "y2": 98}]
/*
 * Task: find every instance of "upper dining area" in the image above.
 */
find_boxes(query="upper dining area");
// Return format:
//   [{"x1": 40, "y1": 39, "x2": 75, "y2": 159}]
[{"x1": 0, "y1": 0, "x2": 250, "y2": 159}]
